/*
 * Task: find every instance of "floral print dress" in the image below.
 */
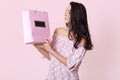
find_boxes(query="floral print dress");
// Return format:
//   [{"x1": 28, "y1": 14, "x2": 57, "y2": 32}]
[{"x1": 46, "y1": 34, "x2": 86, "y2": 80}]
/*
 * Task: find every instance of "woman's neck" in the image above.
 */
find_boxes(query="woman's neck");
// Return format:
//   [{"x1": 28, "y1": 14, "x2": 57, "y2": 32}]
[{"x1": 65, "y1": 27, "x2": 75, "y2": 40}]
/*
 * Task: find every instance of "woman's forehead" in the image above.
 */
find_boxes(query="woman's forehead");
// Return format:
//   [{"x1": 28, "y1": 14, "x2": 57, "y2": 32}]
[{"x1": 66, "y1": 5, "x2": 71, "y2": 10}]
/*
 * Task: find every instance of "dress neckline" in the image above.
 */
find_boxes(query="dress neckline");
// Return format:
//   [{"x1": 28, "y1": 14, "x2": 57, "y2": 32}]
[{"x1": 54, "y1": 33, "x2": 85, "y2": 48}]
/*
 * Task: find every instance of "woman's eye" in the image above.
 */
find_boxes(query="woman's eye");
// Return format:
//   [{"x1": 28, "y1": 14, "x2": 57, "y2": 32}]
[{"x1": 68, "y1": 11, "x2": 71, "y2": 14}]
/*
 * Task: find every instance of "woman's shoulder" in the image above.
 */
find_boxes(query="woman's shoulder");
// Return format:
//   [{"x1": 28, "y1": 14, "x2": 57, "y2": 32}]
[
  {"x1": 54, "y1": 27, "x2": 67, "y2": 36},
  {"x1": 55, "y1": 27, "x2": 66, "y2": 32}
]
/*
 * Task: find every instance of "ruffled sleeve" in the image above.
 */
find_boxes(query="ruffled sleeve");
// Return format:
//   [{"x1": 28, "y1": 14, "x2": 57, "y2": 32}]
[{"x1": 67, "y1": 46, "x2": 86, "y2": 71}]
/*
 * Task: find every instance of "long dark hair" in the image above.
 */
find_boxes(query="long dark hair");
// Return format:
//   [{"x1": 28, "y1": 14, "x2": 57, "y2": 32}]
[{"x1": 67, "y1": 1, "x2": 93, "y2": 50}]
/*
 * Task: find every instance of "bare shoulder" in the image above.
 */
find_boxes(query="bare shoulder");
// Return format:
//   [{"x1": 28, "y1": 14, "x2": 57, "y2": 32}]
[
  {"x1": 54, "y1": 27, "x2": 67, "y2": 36},
  {"x1": 80, "y1": 38, "x2": 86, "y2": 47}
]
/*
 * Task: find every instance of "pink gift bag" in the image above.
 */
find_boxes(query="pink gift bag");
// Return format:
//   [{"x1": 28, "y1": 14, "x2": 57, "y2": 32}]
[{"x1": 22, "y1": 10, "x2": 51, "y2": 44}]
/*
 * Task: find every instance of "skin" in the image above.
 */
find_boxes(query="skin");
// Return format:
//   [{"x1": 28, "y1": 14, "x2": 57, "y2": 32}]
[
  {"x1": 33, "y1": 5, "x2": 85, "y2": 66},
  {"x1": 33, "y1": 27, "x2": 68, "y2": 66},
  {"x1": 33, "y1": 5, "x2": 71, "y2": 66},
  {"x1": 64, "y1": 5, "x2": 71, "y2": 24}
]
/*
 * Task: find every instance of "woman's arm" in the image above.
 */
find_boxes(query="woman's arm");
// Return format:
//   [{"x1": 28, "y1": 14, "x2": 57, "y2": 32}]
[
  {"x1": 42, "y1": 41, "x2": 86, "y2": 71},
  {"x1": 50, "y1": 49, "x2": 67, "y2": 66},
  {"x1": 38, "y1": 28, "x2": 68, "y2": 65},
  {"x1": 39, "y1": 41, "x2": 67, "y2": 66},
  {"x1": 33, "y1": 44, "x2": 50, "y2": 60}
]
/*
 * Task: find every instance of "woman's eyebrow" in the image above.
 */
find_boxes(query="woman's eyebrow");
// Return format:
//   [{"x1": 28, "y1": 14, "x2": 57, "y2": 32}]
[
  {"x1": 66, "y1": 9, "x2": 71, "y2": 11},
  {"x1": 66, "y1": 8, "x2": 71, "y2": 10}
]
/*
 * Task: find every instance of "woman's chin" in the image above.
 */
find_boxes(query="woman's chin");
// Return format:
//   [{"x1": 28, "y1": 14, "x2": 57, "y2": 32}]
[{"x1": 65, "y1": 20, "x2": 68, "y2": 24}]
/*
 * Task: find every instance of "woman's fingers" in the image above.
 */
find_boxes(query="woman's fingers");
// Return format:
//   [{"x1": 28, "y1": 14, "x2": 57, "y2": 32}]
[
  {"x1": 38, "y1": 45, "x2": 44, "y2": 48},
  {"x1": 33, "y1": 39, "x2": 50, "y2": 49},
  {"x1": 45, "y1": 39, "x2": 50, "y2": 44}
]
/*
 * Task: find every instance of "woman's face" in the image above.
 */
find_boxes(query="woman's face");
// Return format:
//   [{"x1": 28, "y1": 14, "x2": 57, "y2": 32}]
[{"x1": 65, "y1": 5, "x2": 71, "y2": 24}]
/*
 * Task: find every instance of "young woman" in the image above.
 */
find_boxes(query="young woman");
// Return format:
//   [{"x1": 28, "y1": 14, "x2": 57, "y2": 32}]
[{"x1": 33, "y1": 1, "x2": 93, "y2": 80}]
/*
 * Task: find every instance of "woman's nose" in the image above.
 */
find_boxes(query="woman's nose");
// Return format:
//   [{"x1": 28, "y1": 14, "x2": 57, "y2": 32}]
[
  {"x1": 64, "y1": 14, "x2": 66, "y2": 17},
  {"x1": 65, "y1": 12, "x2": 67, "y2": 16}
]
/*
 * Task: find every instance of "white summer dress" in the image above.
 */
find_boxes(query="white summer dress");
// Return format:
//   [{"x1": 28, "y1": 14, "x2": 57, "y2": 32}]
[{"x1": 46, "y1": 33, "x2": 86, "y2": 80}]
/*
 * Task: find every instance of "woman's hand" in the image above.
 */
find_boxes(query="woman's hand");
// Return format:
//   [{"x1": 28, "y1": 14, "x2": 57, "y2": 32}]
[
  {"x1": 33, "y1": 43, "x2": 44, "y2": 48},
  {"x1": 33, "y1": 39, "x2": 53, "y2": 53},
  {"x1": 42, "y1": 40, "x2": 53, "y2": 53}
]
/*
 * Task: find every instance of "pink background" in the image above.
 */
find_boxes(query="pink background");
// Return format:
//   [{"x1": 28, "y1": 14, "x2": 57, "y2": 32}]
[{"x1": 0, "y1": 0, "x2": 120, "y2": 80}]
